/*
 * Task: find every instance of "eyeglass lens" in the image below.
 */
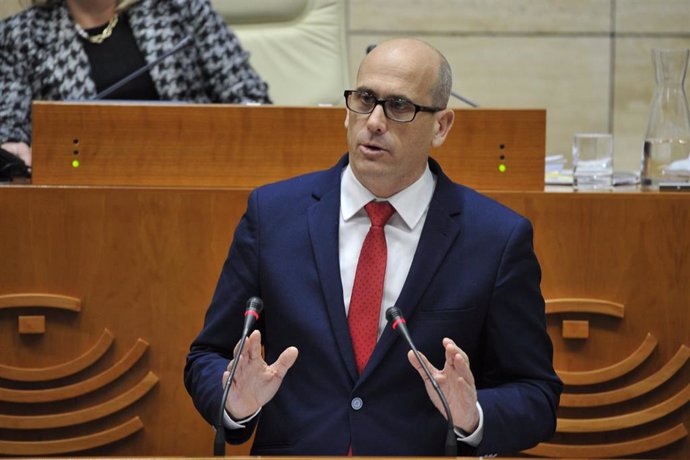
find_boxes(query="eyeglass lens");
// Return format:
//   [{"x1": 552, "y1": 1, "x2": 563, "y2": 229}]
[{"x1": 347, "y1": 91, "x2": 417, "y2": 122}]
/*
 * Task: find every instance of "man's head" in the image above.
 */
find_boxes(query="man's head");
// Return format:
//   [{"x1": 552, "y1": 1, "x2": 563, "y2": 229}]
[{"x1": 345, "y1": 38, "x2": 455, "y2": 198}]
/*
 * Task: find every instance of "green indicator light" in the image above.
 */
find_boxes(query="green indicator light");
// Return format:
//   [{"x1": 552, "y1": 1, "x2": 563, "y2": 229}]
[
  {"x1": 72, "y1": 159, "x2": 80, "y2": 168},
  {"x1": 498, "y1": 164, "x2": 507, "y2": 173}
]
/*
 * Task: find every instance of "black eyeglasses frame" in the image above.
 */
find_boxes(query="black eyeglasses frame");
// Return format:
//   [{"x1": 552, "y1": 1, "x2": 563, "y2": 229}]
[{"x1": 343, "y1": 90, "x2": 444, "y2": 123}]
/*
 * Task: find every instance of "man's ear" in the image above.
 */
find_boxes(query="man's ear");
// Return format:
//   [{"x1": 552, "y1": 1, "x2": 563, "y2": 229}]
[
  {"x1": 344, "y1": 108, "x2": 350, "y2": 129},
  {"x1": 431, "y1": 109, "x2": 455, "y2": 148}
]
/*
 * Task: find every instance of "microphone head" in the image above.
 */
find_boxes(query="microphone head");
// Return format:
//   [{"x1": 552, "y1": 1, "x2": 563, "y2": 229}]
[
  {"x1": 246, "y1": 296, "x2": 264, "y2": 315},
  {"x1": 385, "y1": 306, "x2": 403, "y2": 324}
]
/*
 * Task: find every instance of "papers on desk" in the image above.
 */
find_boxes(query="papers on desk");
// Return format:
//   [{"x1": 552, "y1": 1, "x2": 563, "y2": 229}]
[
  {"x1": 612, "y1": 171, "x2": 640, "y2": 186},
  {"x1": 545, "y1": 155, "x2": 572, "y2": 185},
  {"x1": 664, "y1": 156, "x2": 690, "y2": 176},
  {"x1": 545, "y1": 170, "x2": 573, "y2": 185},
  {"x1": 544, "y1": 155, "x2": 640, "y2": 186}
]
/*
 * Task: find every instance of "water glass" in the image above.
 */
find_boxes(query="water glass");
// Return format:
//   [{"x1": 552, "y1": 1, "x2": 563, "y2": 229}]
[{"x1": 573, "y1": 133, "x2": 614, "y2": 191}]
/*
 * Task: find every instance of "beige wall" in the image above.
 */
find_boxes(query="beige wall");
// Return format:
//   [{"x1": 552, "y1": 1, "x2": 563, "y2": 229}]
[
  {"x1": 347, "y1": 0, "x2": 690, "y2": 173},
  {"x1": 0, "y1": 1, "x2": 22, "y2": 18}
]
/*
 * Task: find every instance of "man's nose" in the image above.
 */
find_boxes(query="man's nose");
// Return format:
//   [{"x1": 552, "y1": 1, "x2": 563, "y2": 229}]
[{"x1": 366, "y1": 104, "x2": 388, "y2": 132}]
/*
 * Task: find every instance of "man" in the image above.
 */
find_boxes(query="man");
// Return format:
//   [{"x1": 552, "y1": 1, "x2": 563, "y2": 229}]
[{"x1": 184, "y1": 38, "x2": 561, "y2": 456}]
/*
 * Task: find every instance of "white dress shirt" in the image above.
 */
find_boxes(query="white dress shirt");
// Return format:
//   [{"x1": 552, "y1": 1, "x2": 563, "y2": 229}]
[
  {"x1": 339, "y1": 163, "x2": 435, "y2": 336},
  {"x1": 339, "y1": 164, "x2": 483, "y2": 446}
]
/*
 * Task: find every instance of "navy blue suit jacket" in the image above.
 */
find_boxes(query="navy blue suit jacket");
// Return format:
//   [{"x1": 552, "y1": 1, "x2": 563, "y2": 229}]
[{"x1": 184, "y1": 155, "x2": 562, "y2": 456}]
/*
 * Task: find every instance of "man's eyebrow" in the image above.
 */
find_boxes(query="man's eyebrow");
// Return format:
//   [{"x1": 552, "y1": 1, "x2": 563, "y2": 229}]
[
  {"x1": 354, "y1": 86, "x2": 376, "y2": 95},
  {"x1": 354, "y1": 87, "x2": 412, "y2": 101}
]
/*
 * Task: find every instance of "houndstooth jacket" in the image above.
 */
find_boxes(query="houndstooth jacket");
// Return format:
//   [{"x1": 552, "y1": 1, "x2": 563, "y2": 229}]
[{"x1": 0, "y1": 0, "x2": 271, "y2": 145}]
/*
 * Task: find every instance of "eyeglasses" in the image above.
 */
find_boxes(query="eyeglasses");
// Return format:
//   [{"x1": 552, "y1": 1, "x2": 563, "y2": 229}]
[{"x1": 344, "y1": 90, "x2": 443, "y2": 123}]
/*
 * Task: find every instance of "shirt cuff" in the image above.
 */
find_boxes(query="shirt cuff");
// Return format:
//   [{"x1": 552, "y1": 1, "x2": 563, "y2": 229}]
[
  {"x1": 222, "y1": 407, "x2": 261, "y2": 429},
  {"x1": 454, "y1": 401, "x2": 484, "y2": 447}
]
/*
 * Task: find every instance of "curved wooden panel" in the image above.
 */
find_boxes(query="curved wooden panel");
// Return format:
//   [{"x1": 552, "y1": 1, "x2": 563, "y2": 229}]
[
  {"x1": 0, "y1": 339, "x2": 149, "y2": 403},
  {"x1": 0, "y1": 417, "x2": 143, "y2": 455},
  {"x1": 0, "y1": 293, "x2": 81, "y2": 312},
  {"x1": 545, "y1": 298, "x2": 625, "y2": 318},
  {"x1": 0, "y1": 329, "x2": 113, "y2": 382},
  {"x1": 525, "y1": 424, "x2": 688, "y2": 458},
  {"x1": 557, "y1": 333, "x2": 657, "y2": 385},
  {"x1": 561, "y1": 345, "x2": 690, "y2": 407},
  {"x1": 557, "y1": 383, "x2": 690, "y2": 433},
  {"x1": 0, "y1": 372, "x2": 158, "y2": 429}
]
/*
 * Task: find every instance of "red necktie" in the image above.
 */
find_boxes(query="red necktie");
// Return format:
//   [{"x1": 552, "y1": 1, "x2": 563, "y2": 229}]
[{"x1": 348, "y1": 201, "x2": 396, "y2": 375}]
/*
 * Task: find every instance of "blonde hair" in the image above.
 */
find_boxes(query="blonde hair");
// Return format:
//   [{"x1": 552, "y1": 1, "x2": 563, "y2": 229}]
[{"x1": 31, "y1": 0, "x2": 140, "y2": 11}]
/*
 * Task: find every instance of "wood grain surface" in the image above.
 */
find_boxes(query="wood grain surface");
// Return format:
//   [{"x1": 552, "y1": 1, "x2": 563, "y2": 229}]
[
  {"x1": 31, "y1": 103, "x2": 545, "y2": 191},
  {"x1": 0, "y1": 186, "x2": 687, "y2": 457}
]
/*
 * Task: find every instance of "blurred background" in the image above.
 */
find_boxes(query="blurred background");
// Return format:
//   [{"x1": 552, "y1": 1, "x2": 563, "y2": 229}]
[
  {"x1": 344, "y1": 0, "x2": 690, "y2": 174},
  {"x1": 2, "y1": 0, "x2": 689, "y2": 174}
]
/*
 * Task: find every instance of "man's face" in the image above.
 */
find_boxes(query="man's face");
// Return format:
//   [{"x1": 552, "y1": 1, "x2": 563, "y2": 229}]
[{"x1": 345, "y1": 41, "x2": 453, "y2": 198}]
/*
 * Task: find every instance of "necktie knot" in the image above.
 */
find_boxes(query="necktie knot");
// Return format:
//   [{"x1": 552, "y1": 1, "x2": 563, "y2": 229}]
[{"x1": 364, "y1": 201, "x2": 395, "y2": 227}]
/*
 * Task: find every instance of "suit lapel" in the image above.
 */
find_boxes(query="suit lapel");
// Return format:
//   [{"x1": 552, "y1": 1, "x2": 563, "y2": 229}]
[
  {"x1": 363, "y1": 162, "x2": 464, "y2": 379},
  {"x1": 307, "y1": 157, "x2": 359, "y2": 383}
]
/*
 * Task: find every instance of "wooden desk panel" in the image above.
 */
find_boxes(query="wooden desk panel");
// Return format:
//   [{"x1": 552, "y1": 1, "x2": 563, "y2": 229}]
[
  {"x1": 31, "y1": 103, "x2": 545, "y2": 191},
  {"x1": 0, "y1": 187, "x2": 687, "y2": 458}
]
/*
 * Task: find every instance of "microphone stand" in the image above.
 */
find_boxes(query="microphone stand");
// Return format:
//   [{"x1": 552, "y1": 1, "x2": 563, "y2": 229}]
[
  {"x1": 451, "y1": 91, "x2": 479, "y2": 108},
  {"x1": 386, "y1": 307, "x2": 457, "y2": 457},
  {"x1": 213, "y1": 297, "x2": 264, "y2": 456},
  {"x1": 94, "y1": 36, "x2": 192, "y2": 100},
  {"x1": 213, "y1": 333, "x2": 249, "y2": 456}
]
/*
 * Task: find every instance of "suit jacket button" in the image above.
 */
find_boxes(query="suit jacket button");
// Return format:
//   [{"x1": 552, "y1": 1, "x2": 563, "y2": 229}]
[{"x1": 351, "y1": 397, "x2": 363, "y2": 410}]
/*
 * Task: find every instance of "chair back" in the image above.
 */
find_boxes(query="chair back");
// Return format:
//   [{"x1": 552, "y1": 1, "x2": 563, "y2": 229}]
[{"x1": 212, "y1": 0, "x2": 350, "y2": 105}]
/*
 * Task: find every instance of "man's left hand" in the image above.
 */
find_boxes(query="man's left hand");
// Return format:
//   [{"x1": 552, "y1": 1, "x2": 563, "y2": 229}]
[{"x1": 407, "y1": 337, "x2": 479, "y2": 434}]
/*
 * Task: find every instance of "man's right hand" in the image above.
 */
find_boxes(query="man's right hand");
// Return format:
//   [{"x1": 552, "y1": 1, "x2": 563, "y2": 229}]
[
  {"x1": 1, "y1": 142, "x2": 32, "y2": 167},
  {"x1": 223, "y1": 329, "x2": 299, "y2": 420}
]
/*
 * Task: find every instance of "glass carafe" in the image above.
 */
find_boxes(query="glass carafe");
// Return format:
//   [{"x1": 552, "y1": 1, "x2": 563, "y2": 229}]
[{"x1": 641, "y1": 48, "x2": 690, "y2": 189}]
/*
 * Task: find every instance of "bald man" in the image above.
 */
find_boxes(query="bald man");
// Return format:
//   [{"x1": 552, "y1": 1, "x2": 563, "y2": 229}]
[{"x1": 185, "y1": 38, "x2": 561, "y2": 456}]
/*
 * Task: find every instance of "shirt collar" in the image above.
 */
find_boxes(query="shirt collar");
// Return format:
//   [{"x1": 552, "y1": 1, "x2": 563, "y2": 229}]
[{"x1": 341, "y1": 163, "x2": 436, "y2": 230}]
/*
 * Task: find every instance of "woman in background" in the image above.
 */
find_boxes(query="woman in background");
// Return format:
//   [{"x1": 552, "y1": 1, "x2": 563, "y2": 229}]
[{"x1": 0, "y1": 0, "x2": 271, "y2": 167}]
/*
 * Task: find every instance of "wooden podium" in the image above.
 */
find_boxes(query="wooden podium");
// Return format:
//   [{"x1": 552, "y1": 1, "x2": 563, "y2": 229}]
[{"x1": 0, "y1": 187, "x2": 687, "y2": 458}]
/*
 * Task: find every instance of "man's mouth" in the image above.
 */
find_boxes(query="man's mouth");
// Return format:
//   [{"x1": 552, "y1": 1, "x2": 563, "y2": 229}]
[{"x1": 360, "y1": 143, "x2": 387, "y2": 155}]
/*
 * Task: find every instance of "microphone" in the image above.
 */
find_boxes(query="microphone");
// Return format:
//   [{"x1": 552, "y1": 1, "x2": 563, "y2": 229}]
[
  {"x1": 94, "y1": 35, "x2": 193, "y2": 100},
  {"x1": 386, "y1": 306, "x2": 457, "y2": 457},
  {"x1": 365, "y1": 44, "x2": 479, "y2": 108},
  {"x1": 213, "y1": 296, "x2": 264, "y2": 456},
  {"x1": 451, "y1": 91, "x2": 479, "y2": 108}
]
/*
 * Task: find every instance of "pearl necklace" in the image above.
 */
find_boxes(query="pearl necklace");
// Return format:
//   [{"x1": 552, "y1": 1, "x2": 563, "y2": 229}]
[{"x1": 74, "y1": 13, "x2": 119, "y2": 44}]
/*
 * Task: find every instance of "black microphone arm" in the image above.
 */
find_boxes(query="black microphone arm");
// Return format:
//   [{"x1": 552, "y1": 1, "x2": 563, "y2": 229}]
[
  {"x1": 385, "y1": 306, "x2": 457, "y2": 457},
  {"x1": 213, "y1": 296, "x2": 264, "y2": 456},
  {"x1": 94, "y1": 35, "x2": 193, "y2": 100},
  {"x1": 451, "y1": 91, "x2": 479, "y2": 108}
]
